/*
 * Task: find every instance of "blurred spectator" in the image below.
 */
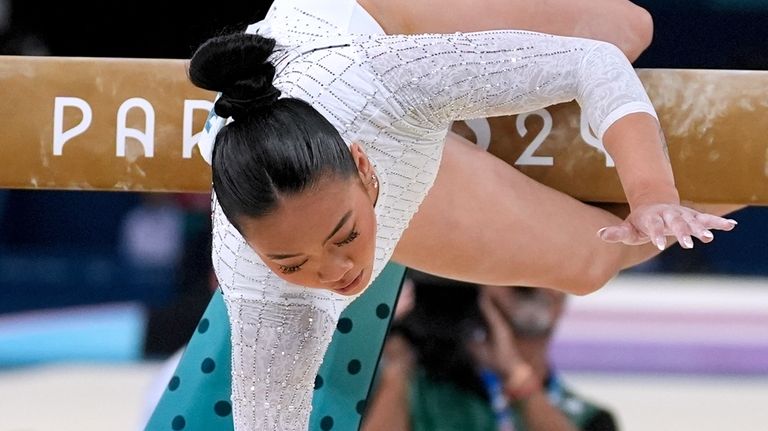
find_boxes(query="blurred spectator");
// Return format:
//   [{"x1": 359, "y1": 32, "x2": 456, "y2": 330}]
[
  {"x1": 118, "y1": 193, "x2": 184, "y2": 270},
  {"x1": 362, "y1": 271, "x2": 617, "y2": 431}
]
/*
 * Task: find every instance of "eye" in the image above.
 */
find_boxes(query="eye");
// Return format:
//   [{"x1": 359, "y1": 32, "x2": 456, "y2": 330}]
[
  {"x1": 334, "y1": 230, "x2": 359, "y2": 247},
  {"x1": 279, "y1": 259, "x2": 307, "y2": 274}
]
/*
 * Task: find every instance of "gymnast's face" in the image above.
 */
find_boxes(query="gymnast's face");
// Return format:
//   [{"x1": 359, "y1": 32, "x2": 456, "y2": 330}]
[{"x1": 240, "y1": 146, "x2": 379, "y2": 296}]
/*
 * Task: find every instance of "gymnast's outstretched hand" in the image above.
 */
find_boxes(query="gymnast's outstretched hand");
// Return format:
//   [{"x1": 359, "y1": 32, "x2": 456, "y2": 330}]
[{"x1": 598, "y1": 203, "x2": 739, "y2": 250}]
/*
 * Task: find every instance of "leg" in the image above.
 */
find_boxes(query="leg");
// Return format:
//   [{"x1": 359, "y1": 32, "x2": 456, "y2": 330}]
[
  {"x1": 392, "y1": 133, "x2": 664, "y2": 295},
  {"x1": 360, "y1": 0, "x2": 653, "y2": 61}
]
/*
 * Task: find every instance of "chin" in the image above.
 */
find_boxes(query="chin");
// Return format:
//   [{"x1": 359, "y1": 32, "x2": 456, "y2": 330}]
[{"x1": 332, "y1": 286, "x2": 364, "y2": 297}]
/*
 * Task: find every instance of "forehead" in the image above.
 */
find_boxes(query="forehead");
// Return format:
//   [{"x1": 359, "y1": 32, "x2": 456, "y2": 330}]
[{"x1": 242, "y1": 177, "x2": 358, "y2": 249}]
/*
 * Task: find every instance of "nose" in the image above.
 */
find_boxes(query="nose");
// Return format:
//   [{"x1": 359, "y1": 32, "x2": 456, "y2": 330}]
[{"x1": 317, "y1": 252, "x2": 354, "y2": 284}]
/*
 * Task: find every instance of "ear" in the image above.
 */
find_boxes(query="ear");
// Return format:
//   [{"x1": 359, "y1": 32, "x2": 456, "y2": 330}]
[{"x1": 349, "y1": 142, "x2": 374, "y2": 183}]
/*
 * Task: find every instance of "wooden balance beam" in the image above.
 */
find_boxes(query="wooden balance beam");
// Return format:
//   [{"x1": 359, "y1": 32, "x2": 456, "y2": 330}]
[{"x1": 1, "y1": 55, "x2": 766, "y2": 204}]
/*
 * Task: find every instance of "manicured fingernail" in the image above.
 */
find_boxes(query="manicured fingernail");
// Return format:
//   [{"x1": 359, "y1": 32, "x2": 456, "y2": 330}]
[
  {"x1": 701, "y1": 230, "x2": 714, "y2": 239},
  {"x1": 655, "y1": 237, "x2": 666, "y2": 250},
  {"x1": 683, "y1": 237, "x2": 694, "y2": 249},
  {"x1": 727, "y1": 219, "x2": 738, "y2": 226},
  {"x1": 597, "y1": 227, "x2": 608, "y2": 238}
]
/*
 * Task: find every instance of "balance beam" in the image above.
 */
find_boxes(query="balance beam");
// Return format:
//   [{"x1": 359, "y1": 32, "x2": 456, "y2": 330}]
[{"x1": 1, "y1": 56, "x2": 765, "y2": 203}]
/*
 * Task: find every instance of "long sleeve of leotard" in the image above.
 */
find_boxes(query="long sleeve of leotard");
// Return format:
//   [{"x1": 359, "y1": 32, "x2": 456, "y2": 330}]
[
  {"x1": 211, "y1": 198, "x2": 355, "y2": 431},
  {"x1": 355, "y1": 30, "x2": 656, "y2": 139}
]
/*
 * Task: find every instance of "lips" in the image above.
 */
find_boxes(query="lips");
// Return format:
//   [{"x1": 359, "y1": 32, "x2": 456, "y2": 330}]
[{"x1": 335, "y1": 269, "x2": 364, "y2": 294}]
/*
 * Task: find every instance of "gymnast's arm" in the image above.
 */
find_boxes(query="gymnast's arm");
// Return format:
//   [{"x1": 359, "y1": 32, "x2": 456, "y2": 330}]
[
  {"x1": 359, "y1": 0, "x2": 653, "y2": 62},
  {"x1": 356, "y1": 30, "x2": 656, "y2": 141},
  {"x1": 356, "y1": 31, "x2": 733, "y2": 247},
  {"x1": 211, "y1": 198, "x2": 353, "y2": 430}
]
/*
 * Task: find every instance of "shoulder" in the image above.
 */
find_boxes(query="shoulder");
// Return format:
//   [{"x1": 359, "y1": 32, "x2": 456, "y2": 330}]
[
  {"x1": 252, "y1": 0, "x2": 359, "y2": 46},
  {"x1": 272, "y1": 39, "x2": 390, "y2": 131}
]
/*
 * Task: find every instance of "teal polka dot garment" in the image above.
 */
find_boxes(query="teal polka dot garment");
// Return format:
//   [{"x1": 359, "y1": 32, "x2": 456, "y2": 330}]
[
  {"x1": 145, "y1": 290, "x2": 234, "y2": 430},
  {"x1": 308, "y1": 264, "x2": 405, "y2": 431},
  {"x1": 146, "y1": 263, "x2": 405, "y2": 430}
]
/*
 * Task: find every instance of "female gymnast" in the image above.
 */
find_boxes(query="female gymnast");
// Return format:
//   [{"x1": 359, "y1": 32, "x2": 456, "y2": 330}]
[{"x1": 187, "y1": 0, "x2": 737, "y2": 428}]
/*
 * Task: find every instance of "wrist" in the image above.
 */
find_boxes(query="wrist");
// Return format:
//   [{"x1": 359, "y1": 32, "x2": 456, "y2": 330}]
[{"x1": 627, "y1": 184, "x2": 680, "y2": 210}]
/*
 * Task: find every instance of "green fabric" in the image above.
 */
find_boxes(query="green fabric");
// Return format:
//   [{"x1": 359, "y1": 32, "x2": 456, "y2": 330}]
[
  {"x1": 145, "y1": 262, "x2": 405, "y2": 430},
  {"x1": 409, "y1": 371, "x2": 496, "y2": 431},
  {"x1": 550, "y1": 385, "x2": 604, "y2": 429},
  {"x1": 408, "y1": 370, "x2": 609, "y2": 431}
]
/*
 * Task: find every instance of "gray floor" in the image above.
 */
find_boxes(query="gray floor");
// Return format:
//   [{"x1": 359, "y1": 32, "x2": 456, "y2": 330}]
[{"x1": 1, "y1": 363, "x2": 767, "y2": 431}]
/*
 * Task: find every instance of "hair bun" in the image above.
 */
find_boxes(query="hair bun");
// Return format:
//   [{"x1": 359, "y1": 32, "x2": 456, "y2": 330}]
[{"x1": 189, "y1": 33, "x2": 282, "y2": 120}]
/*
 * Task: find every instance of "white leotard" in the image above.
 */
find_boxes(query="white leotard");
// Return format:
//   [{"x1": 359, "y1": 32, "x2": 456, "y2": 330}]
[{"x1": 211, "y1": 0, "x2": 657, "y2": 429}]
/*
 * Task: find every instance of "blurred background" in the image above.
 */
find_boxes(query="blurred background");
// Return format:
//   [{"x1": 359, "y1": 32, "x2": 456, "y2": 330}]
[{"x1": 0, "y1": 0, "x2": 766, "y2": 430}]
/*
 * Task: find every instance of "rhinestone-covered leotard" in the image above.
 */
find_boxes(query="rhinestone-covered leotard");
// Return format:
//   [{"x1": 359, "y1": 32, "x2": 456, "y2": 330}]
[{"x1": 211, "y1": 0, "x2": 657, "y2": 429}]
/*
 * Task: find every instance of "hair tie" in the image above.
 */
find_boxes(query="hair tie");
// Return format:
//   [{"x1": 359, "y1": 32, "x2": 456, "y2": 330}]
[{"x1": 215, "y1": 86, "x2": 281, "y2": 121}]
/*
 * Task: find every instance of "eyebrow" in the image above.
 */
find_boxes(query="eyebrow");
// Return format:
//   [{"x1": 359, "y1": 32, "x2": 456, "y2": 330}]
[
  {"x1": 324, "y1": 210, "x2": 352, "y2": 245},
  {"x1": 266, "y1": 210, "x2": 352, "y2": 260}
]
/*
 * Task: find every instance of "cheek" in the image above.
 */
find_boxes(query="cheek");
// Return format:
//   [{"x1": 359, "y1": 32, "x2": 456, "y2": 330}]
[
  {"x1": 361, "y1": 213, "x2": 378, "y2": 257},
  {"x1": 271, "y1": 266, "x2": 324, "y2": 290}
]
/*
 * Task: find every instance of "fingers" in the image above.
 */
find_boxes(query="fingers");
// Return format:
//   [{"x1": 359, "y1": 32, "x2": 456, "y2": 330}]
[
  {"x1": 695, "y1": 213, "x2": 739, "y2": 232},
  {"x1": 598, "y1": 223, "x2": 648, "y2": 245},
  {"x1": 641, "y1": 214, "x2": 667, "y2": 250},
  {"x1": 669, "y1": 209, "x2": 738, "y2": 248},
  {"x1": 680, "y1": 211, "x2": 713, "y2": 244},
  {"x1": 478, "y1": 292, "x2": 508, "y2": 339},
  {"x1": 598, "y1": 205, "x2": 738, "y2": 249},
  {"x1": 661, "y1": 210, "x2": 694, "y2": 249}
]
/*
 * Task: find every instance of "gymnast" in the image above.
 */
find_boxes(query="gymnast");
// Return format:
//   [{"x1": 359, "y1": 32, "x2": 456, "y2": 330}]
[{"x1": 187, "y1": 0, "x2": 737, "y2": 428}]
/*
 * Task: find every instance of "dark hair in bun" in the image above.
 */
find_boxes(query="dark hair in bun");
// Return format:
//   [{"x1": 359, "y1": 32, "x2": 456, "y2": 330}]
[
  {"x1": 188, "y1": 32, "x2": 358, "y2": 229},
  {"x1": 189, "y1": 33, "x2": 280, "y2": 120}
]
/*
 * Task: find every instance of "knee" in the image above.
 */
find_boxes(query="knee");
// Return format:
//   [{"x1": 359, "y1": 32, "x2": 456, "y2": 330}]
[
  {"x1": 622, "y1": 4, "x2": 654, "y2": 62},
  {"x1": 564, "y1": 269, "x2": 610, "y2": 296},
  {"x1": 565, "y1": 252, "x2": 624, "y2": 296}
]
